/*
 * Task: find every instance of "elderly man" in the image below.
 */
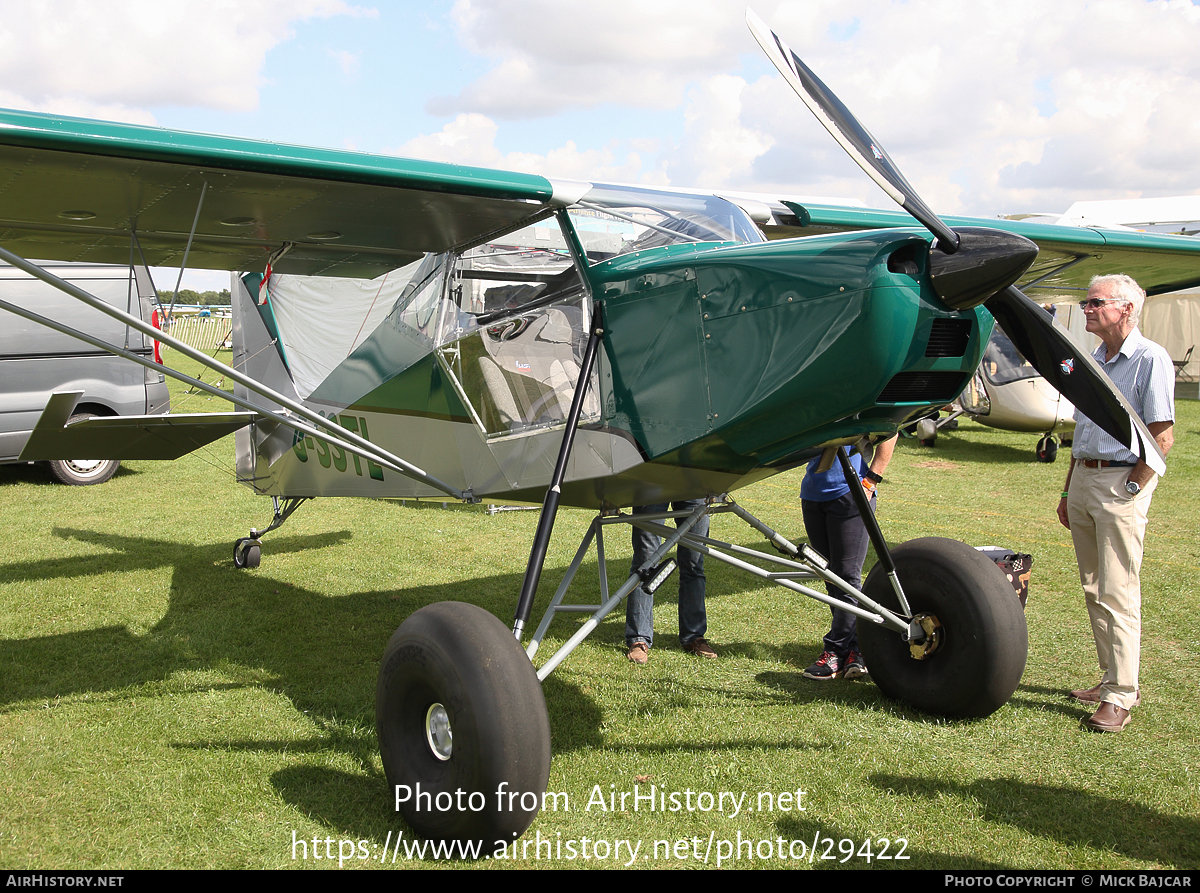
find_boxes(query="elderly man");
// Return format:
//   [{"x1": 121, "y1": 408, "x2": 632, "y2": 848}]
[{"x1": 1057, "y1": 274, "x2": 1174, "y2": 733}]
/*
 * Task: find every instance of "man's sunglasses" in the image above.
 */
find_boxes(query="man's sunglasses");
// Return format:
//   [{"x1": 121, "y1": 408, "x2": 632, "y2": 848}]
[{"x1": 1078, "y1": 298, "x2": 1128, "y2": 310}]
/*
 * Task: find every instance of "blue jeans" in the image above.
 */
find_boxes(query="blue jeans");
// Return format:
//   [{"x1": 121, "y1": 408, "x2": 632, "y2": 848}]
[
  {"x1": 625, "y1": 500, "x2": 709, "y2": 647},
  {"x1": 802, "y1": 491, "x2": 874, "y2": 658}
]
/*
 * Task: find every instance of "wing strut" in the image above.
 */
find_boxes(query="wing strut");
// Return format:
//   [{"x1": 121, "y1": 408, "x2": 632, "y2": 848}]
[
  {"x1": 512, "y1": 302, "x2": 605, "y2": 639},
  {"x1": 168, "y1": 180, "x2": 207, "y2": 319},
  {"x1": 0, "y1": 245, "x2": 467, "y2": 499}
]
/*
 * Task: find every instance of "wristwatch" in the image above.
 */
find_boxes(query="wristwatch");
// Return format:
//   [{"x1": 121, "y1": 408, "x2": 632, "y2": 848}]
[{"x1": 1124, "y1": 479, "x2": 1141, "y2": 497}]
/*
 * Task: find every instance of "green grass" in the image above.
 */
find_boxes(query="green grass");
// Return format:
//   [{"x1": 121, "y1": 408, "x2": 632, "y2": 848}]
[{"x1": 1, "y1": 355, "x2": 1197, "y2": 869}]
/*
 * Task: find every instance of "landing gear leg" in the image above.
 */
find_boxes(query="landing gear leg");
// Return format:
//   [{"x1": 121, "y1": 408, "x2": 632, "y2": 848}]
[
  {"x1": 231, "y1": 496, "x2": 309, "y2": 568},
  {"x1": 376, "y1": 301, "x2": 604, "y2": 845}
]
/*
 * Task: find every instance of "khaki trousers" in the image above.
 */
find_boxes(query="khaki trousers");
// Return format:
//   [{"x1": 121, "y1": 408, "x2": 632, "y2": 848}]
[{"x1": 1066, "y1": 464, "x2": 1156, "y2": 711}]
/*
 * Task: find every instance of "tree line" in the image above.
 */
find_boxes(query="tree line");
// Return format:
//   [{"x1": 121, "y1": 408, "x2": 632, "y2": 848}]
[{"x1": 156, "y1": 288, "x2": 232, "y2": 306}]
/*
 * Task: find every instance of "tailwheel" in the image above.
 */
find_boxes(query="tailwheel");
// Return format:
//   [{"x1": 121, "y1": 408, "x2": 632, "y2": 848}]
[
  {"x1": 233, "y1": 537, "x2": 261, "y2": 568},
  {"x1": 1035, "y1": 434, "x2": 1058, "y2": 463},
  {"x1": 376, "y1": 601, "x2": 551, "y2": 850},
  {"x1": 858, "y1": 537, "x2": 1027, "y2": 718}
]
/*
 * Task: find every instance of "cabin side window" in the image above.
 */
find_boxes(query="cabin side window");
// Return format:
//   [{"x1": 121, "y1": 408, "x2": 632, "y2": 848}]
[{"x1": 435, "y1": 216, "x2": 600, "y2": 439}]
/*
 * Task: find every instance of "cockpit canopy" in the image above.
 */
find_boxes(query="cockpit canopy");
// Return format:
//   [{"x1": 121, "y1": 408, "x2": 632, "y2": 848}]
[{"x1": 568, "y1": 184, "x2": 766, "y2": 264}]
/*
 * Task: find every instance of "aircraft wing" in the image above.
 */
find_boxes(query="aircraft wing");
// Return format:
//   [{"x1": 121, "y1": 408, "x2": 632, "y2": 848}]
[
  {"x1": 19, "y1": 393, "x2": 254, "y2": 460},
  {"x1": 766, "y1": 202, "x2": 1200, "y2": 298},
  {"x1": 0, "y1": 108, "x2": 565, "y2": 278}
]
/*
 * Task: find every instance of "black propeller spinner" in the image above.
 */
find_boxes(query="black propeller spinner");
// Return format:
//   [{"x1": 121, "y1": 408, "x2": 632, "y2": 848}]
[{"x1": 747, "y1": 9, "x2": 1165, "y2": 474}]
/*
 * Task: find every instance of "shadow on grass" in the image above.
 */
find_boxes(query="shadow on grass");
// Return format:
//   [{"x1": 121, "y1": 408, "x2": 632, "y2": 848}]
[
  {"x1": 0, "y1": 524, "x2": 607, "y2": 748},
  {"x1": 902, "y1": 428, "x2": 1048, "y2": 467},
  {"x1": 2, "y1": 530, "x2": 600, "y2": 739},
  {"x1": 1007, "y1": 682, "x2": 1099, "y2": 719},
  {"x1": 869, "y1": 774, "x2": 1200, "y2": 869},
  {"x1": 250, "y1": 672, "x2": 603, "y2": 853},
  {"x1": 0, "y1": 523, "x2": 616, "y2": 851},
  {"x1": 0, "y1": 462, "x2": 142, "y2": 487},
  {"x1": 774, "y1": 813, "x2": 1004, "y2": 869}
]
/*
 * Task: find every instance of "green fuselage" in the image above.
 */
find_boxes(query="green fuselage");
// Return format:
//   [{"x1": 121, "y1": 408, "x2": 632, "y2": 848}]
[
  {"x1": 248, "y1": 218, "x2": 990, "y2": 510},
  {"x1": 524, "y1": 228, "x2": 989, "y2": 506}
]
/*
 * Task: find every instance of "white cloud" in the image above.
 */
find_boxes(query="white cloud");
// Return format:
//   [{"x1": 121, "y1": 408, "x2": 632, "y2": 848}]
[
  {"x1": 389, "y1": 112, "x2": 663, "y2": 184},
  {"x1": 725, "y1": 0, "x2": 1200, "y2": 214},
  {"x1": 429, "y1": 0, "x2": 747, "y2": 118},
  {"x1": 0, "y1": 90, "x2": 158, "y2": 126},
  {"x1": 669, "y1": 74, "x2": 774, "y2": 187},
  {"x1": 0, "y1": 0, "x2": 369, "y2": 119},
  {"x1": 413, "y1": 0, "x2": 1200, "y2": 214},
  {"x1": 328, "y1": 49, "x2": 362, "y2": 82},
  {"x1": 5, "y1": 0, "x2": 1200, "y2": 219}
]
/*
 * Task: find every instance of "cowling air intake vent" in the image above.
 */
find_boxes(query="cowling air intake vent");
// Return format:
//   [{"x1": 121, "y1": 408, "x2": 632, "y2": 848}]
[
  {"x1": 878, "y1": 371, "x2": 968, "y2": 403},
  {"x1": 925, "y1": 318, "x2": 972, "y2": 358}
]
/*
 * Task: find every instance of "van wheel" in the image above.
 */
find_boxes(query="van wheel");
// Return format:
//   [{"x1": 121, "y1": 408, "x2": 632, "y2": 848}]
[
  {"x1": 47, "y1": 415, "x2": 120, "y2": 485},
  {"x1": 48, "y1": 457, "x2": 120, "y2": 485}
]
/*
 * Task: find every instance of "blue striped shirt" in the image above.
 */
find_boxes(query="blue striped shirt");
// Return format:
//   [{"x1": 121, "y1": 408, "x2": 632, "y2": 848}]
[{"x1": 1072, "y1": 328, "x2": 1174, "y2": 463}]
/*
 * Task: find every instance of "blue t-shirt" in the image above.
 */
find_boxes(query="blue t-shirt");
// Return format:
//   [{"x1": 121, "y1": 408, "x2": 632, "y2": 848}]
[{"x1": 801, "y1": 451, "x2": 864, "y2": 502}]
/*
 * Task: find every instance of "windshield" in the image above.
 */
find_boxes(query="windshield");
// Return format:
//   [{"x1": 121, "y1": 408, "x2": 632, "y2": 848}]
[
  {"x1": 567, "y1": 184, "x2": 764, "y2": 264},
  {"x1": 981, "y1": 326, "x2": 1040, "y2": 386}
]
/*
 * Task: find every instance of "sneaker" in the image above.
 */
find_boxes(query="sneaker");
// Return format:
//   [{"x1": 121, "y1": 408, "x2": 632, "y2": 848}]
[
  {"x1": 682, "y1": 638, "x2": 717, "y2": 659},
  {"x1": 844, "y1": 650, "x2": 869, "y2": 680},
  {"x1": 627, "y1": 642, "x2": 650, "y2": 665},
  {"x1": 803, "y1": 650, "x2": 841, "y2": 680}
]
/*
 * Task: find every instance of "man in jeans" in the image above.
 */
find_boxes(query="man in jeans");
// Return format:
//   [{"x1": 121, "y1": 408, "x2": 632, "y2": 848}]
[{"x1": 625, "y1": 499, "x2": 715, "y2": 664}]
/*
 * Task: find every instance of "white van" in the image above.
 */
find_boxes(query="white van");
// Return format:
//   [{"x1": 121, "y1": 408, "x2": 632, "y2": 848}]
[{"x1": 0, "y1": 262, "x2": 170, "y2": 483}]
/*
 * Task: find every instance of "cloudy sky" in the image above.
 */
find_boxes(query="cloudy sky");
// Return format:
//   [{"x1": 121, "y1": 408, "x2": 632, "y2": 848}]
[{"x1": 3, "y1": 0, "x2": 1198, "y2": 286}]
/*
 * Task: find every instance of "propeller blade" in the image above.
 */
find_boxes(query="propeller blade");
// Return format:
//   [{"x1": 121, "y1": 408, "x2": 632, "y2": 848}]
[
  {"x1": 985, "y1": 286, "x2": 1166, "y2": 475},
  {"x1": 746, "y1": 8, "x2": 959, "y2": 252},
  {"x1": 747, "y1": 10, "x2": 1165, "y2": 475}
]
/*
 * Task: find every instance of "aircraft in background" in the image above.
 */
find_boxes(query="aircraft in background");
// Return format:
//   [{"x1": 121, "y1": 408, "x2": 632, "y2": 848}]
[
  {"x1": 916, "y1": 196, "x2": 1200, "y2": 459},
  {"x1": 907, "y1": 313, "x2": 1079, "y2": 461},
  {"x1": 0, "y1": 8, "x2": 1195, "y2": 848}
]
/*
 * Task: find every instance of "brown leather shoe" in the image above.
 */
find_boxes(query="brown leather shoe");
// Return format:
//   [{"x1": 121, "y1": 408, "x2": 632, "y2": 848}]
[
  {"x1": 1070, "y1": 684, "x2": 1141, "y2": 707},
  {"x1": 1069, "y1": 683, "x2": 1104, "y2": 703},
  {"x1": 682, "y1": 638, "x2": 717, "y2": 659},
  {"x1": 627, "y1": 642, "x2": 649, "y2": 665},
  {"x1": 1084, "y1": 701, "x2": 1132, "y2": 733}
]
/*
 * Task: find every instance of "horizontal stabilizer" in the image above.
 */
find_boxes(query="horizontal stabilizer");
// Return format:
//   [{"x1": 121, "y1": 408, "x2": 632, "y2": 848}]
[{"x1": 19, "y1": 392, "x2": 254, "y2": 461}]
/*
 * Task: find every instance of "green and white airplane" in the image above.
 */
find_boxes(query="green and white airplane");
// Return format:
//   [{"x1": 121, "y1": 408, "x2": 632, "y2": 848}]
[{"x1": 1, "y1": 10, "x2": 1197, "y2": 847}]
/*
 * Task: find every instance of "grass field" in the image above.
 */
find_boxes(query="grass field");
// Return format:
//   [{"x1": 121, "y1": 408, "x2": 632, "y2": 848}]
[{"x1": 1, "y1": 357, "x2": 1197, "y2": 870}]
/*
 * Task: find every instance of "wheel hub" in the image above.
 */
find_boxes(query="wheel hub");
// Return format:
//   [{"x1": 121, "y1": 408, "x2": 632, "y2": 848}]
[
  {"x1": 65, "y1": 459, "x2": 104, "y2": 473},
  {"x1": 424, "y1": 703, "x2": 453, "y2": 761},
  {"x1": 908, "y1": 613, "x2": 943, "y2": 660}
]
